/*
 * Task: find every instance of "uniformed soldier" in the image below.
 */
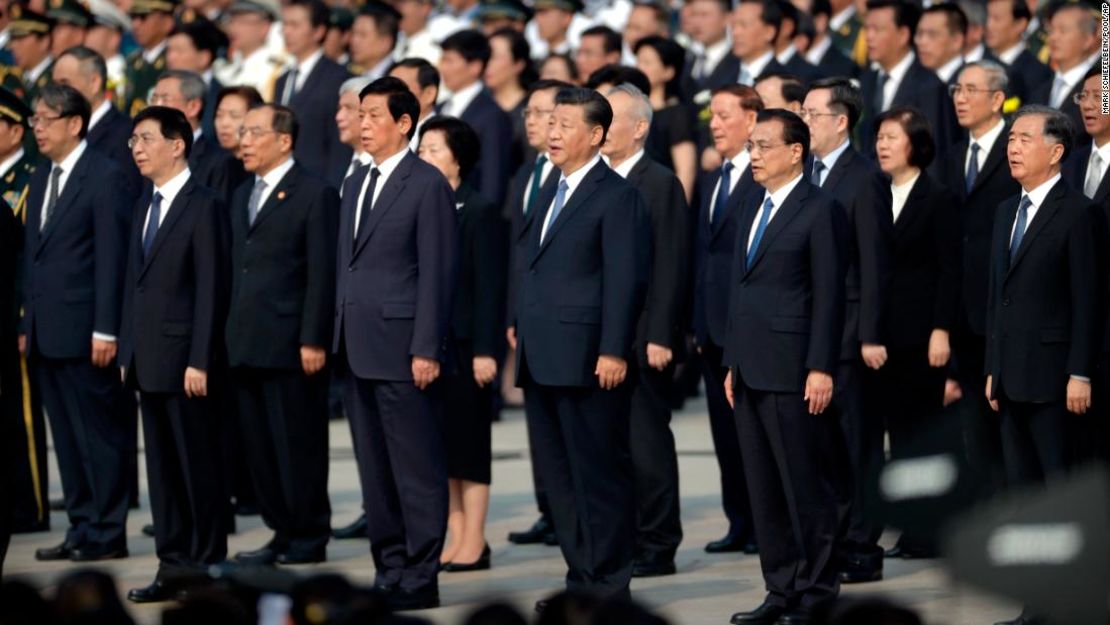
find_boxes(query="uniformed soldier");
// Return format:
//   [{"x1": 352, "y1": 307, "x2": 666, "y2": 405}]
[
  {"x1": 8, "y1": 5, "x2": 54, "y2": 106},
  {"x1": 0, "y1": 87, "x2": 46, "y2": 535},
  {"x1": 84, "y1": 0, "x2": 131, "y2": 110},
  {"x1": 212, "y1": 0, "x2": 287, "y2": 101},
  {"x1": 124, "y1": 0, "x2": 177, "y2": 116},
  {"x1": 46, "y1": 0, "x2": 92, "y2": 58},
  {"x1": 828, "y1": 0, "x2": 866, "y2": 67}
]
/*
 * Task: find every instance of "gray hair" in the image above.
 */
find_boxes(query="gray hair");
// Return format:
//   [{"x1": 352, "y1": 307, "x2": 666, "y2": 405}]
[
  {"x1": 606, "y1": 82, "x2": 654, "y2": 127},
  {"x1": 959, "y1": 59, "x2": 1009, "y2": 95},
  {"x1": 1013, "y1": 104, "x2": 1075, "y2": 161},
  {"x1": 340, "y1": 76, "x2": 373, "y2": 97},
  {"x1": 159, "y1": 69, "x2": 208, "y2": 120},
  {"x1": 957, "y1": 0, "x2": 985, "y2": 27}
]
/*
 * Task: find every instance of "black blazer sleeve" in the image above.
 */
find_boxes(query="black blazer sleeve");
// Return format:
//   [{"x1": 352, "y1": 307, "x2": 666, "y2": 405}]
[
  {"x1": 301, "y1": 184, "x2": 340, "y2": 348},
  {"x1": 1066, "y1": 205, "x2": 1103, "y2": 377},
  {"x1": 94, "y1": 161, "x2": 133, "y2": 338},
  {"x1": 601, "y1": 184, "x2": 652, "y2": 359},
  {"x1": 809, "y1": 196, "x2": 850, "y2": 374},
  {"x1": 644, "y1": 165, "x2": 692, "y2": 349},
  {"x1": 471, "y1": 197, "x2": 509, "y2": 359},
  {"x1": 931, "y1": 185, "x2": 962, "y2": 332},
  {"x1": 856, "y1": 166, "x2": 893, "y2": 346},
  {"x1": 412, "y1": 173, "x2": 459, "y2": 361},
  {"x1": 188, "y1": 195, "x2": 227, "y2": 370}
]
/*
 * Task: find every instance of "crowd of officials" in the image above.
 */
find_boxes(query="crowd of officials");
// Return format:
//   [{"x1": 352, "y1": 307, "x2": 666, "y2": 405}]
[{"x1": 0, "y1": 0, "x2": 1107, "y2": 622}]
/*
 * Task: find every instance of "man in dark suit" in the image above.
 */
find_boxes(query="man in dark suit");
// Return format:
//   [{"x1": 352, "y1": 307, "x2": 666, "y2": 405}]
[
  {"x1": 512, "y1": 86, "x2": 650, "y2": 604},
  {"x1": 1026, "y1": 1, "x2": 1099, "y2": 147},
  {"x1": 724, "y1": 109, "x2": 848, "y2": 625},
  {"x1": 774, "y1": 0, "x2": 823, "y2": 85},
  {"x1": 986, "y1": 105, "x2": 1103, "y2": 625},
  {"x1": 937, "y1": 60, "x2": 1019, "y2": 498},
  {"x1": 693, "y1": 84, "x2": 762, "y2": 555},
  {"x1": 858, "y1": 0, "x2": 955, "y2": 155},
  {"x1": 802, "y1": 77, "x2": 892, "y2": 583},
  {"x1": 227, "y1": 104, "x2": 338, "y2": 565},
  {"x1": 119, "y1": 106, "x2": 229, "y2": 603},
  {"x1": 439, "y1": 29, "x2": 513, "y2": 207},
  {"x1": 601, "y1": 83, "x2": 691, "y2": 577},
  {"x1": 985, "y1": 0, "x2": 1051, "y2": 107},
  {"x1": 20, "y1": 84, "x2": 132, "y2": 564},
  {"x1": 681, "y1": 0, "x2": 739, "y2": 99},
  {"x1": 914, "y1": 4, "x2": 969, "y2": 88},
  {"x1": 166, "y1": 16, "x2": 228, "y2": 139},
  {"x1": 275, "y1": 0, "x2": 352, "y2": 187},
  {"x1": 754, "y1": 71, "x2": 805, "y2": 113},
  {"x1": 334, "y1": 77, "x2": 456, "y2": 611},
  {"x1": 731, "y1": 0, "x2": 789, "y2": 87},
  {"x1": 805, "y1": 0, "x2": 860, "y2": 79}
]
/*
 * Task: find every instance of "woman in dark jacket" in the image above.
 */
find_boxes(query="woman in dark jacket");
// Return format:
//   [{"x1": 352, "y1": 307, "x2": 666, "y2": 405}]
[{"x1": 418, "y1": 116, "x2": 508, "y2": 571}]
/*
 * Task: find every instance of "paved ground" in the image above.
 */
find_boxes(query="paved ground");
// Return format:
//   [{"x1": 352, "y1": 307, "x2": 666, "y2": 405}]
[{"x1": 4, "y1": 397, "x2": 1018, "y2": 624}]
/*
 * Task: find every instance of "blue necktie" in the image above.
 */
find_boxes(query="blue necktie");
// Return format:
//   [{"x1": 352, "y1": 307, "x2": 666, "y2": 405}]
[
  {"x1": 966, "y1": 143, "x2": 980, "y2": 193},
  {"x1": 525, "y1": 155, "x2": 547, "y2": 215},
  {"x1": 746, "y1": 197, "x2": 774, "y2": 268},
  {"x1": 543, "y1": 179, "x2": 569, "y2": 243},
  {"x1": 143, "y1": 192, "x2": 162, "y2": 259},
  {"x1": 811, "y1": 159, "x2": 826, "y2": 187},
  {"x1": 711, "y1": 161, "x2": 733, "y2": 227},
  {"x1": 1009, "y1": 195, "x2": 1031, "y2": 263}
]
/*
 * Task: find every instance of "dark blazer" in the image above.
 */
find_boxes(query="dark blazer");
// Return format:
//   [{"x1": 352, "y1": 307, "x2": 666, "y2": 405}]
[
  {"x1": 985, "y1": 179, "x2": 1102, "y2": 402},
  {"x1": 1001, "y1": 48, "x2": 1053, "y2": 107},
  {"x1": 21, "y1": 147, "x2": 131, "y2": 359},
  {"x1": 452, "y1": 184, "x2": 508, "y2": 360},
  {"x1": 693, "y1": 161, "x2": 761, "y2": 347},
  {"x1": 813, "y1": 41, "x2": 860, "y2": 79},
  {"x1": 225, "y1": 163, "x2": 339, "y2": 370},
  {"x1": 887, "y1": 171, "x2": 961, "y2": 347},
  {"x1": 459, "y1": 88, "x2": 514, "y2": 209},
  {"x1": 275, "y1": 57, "x2": 352, "y2": 188},
  {"x1": 333, "y1": 152, "x2": 458, "y2": 381},
  {"x1": 513, "y1": 159, "x2": 651, "y2": 387},
  {"x1": 506, "y1": 157, "x2": 558, "y2": 328},
  {"x1": 190, "y1": 133, "x2": 248, "y2": 204},
  {"x1": 814, "y1": 146, "x2": 893, "y2": 357},
  {"x1": 86, "y1": 104, "x2": 141, "y2": 194},
  {"x1": 626, "y1": 154, "x2": 692, "y2": 359},
  {"x1": 937, "y1": 126, "x2": 1020, "y2": 335},
  {"x1": 1062, "y1": 142, "x2": 1110, "y2": 354},
  {"x1": 722, "y1": 180, "x2": 849, "y2": 391},
  {"x1": 858, "y1": 58, "x2": 957, "y2": 156},
  {"x1": 118, "y1": 177, "x2": 229, "y2": 393},
  {"x1": 1027, "y1": 70, "x2": 1088, "y2": 146},
  {"x1": 782, "y1": 53, "x2": 824, "y2": 85},
  {"x1": 202, "y1": 76, "x2": 223, "y2": 139},
  {"x1": 0, "y1": 198, "x2": 19, "y2": 341},
  {"x1": 682, "y1": 47, "x2": 742, "y2": 99}
]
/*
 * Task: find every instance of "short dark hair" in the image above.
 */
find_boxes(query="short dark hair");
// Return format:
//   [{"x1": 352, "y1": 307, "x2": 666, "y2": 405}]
[
  {"x1": 711, "y1": 83, "x2": 765, "y2": 113},
  {"x1": 441, "y1": 29, "x2": 492, "y2": 70},
  {"x1": 133, "y1": 105, "x2": 194, "y2": 158},
  {"x1": 633, "y1": 35, "x2": 686, "y2": 99},
  {"x1": 216, "y1": 85, "x2": 264, "y2": 110},
  {"x1": 775, "y1": 0, "x2": 800, "y2": 39},
  {"x1": 1083, "y1": 63, "x2": 1102, "y2": 83},
  {"x1": 921, "y1": 3, "x2": 968, "y2": 37},
  {"x1": 288, "y1": 0, "x2": 329, "y2": 31},
  {"x1": 390, "y1": 57, "x2": 440, "y2": 96},
  {"x1": 866, "y1": 0, "x2": 922, "y2": 35},
  {"x1": 36, "y1": 83, "x2": 90, "y2": 138},
  {"x1": 810, "y1": 0, "x2": 832, "y2": 19},
  {"x1": 554, "y1": 86, "x2": 613, "y2": 143},
  {"x1": 756, "y1": 108, "x2": 810, "y2": 165},
  {"x1": 526, "y1": 78, "x2": 574, "y2": 103},
  {"x1": 687, "y1": 0, "x2": 732, "y2": 13},
  {"x1": 739, "y1": 0, "x2": 783, "y2": 42},
  {"x1": 541, "y1": 53, "x2": 578, "y2": 82},
  {"x1": 1013, "y1": 104, "x2": 1075, "y2": 162},
  {"x1": 419, "y1": 115, "x2": 481, "y2": 181},
  {"x1": 489, "y1": 28, "x2": 537, "y2": 90},
  {"x1": 58, "y1": 46, "x2": 108, "y2": 97},
  {"x1": 359, "y1": 76, "x2": 421, "y2": 139},
  {"x1": 250, "y1": 103, "x2": 299, "y2": 148},
  {"x1": 807, "y1": 76, "x2": 862, "y2": 131},
  {"x1": 358, "y1": 3, "x2": 400, "y2": 45},
  {"x1": 169, "y1": 17, "x2": 227, "y2": 66},
  {"x1": 584, "y1": 64, "x2": 650, "y2": 96},
  {"x1": 875, "y1": 106, "x2": 935, "y2": 168},
  {"x1": 988, "y1": 0, "x2": 1031, "y2": 24},
  {"x1": 756, "y1": 71, "x2": 805, "y2": 106},
  {"x1": 581, "y1": 25, "x2": 621, "y2": 55}
]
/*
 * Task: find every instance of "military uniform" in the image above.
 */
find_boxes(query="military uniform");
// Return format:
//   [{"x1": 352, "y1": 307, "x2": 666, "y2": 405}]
[
  {"x1": 212, "y1": 0, "x2": 286, "y2": 101},
  {"x1": 123, "y1": 0, "x2": 177, "y2": 116},
  {"x1": 829, "y1": 8, "x2": 866, "y2": 68}
]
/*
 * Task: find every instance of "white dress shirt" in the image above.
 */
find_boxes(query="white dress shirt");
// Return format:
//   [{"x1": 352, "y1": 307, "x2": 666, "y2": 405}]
[
  {"x1": 965, "y1": 117, "x2": 1006, "y2": 176},
  {"x1": 541, "y1": 153, "x2": 602, "y2": 242},
  {"x1": 748, "y1": 172, "x2": 804, "y2": 252},
  {"x1": 48, "y1": 140, "x2": 88, "y2": 208},
  {"x1": 441, "y1": 81, "x2": 483, "y2": 118},
  {"x1": 890, "y1": 170, "x2": 919, "y2": 222},
  {"x1": 996, "y1": 42, "x2": 1026, "y2": 66},
  {"x1": 699, "y1": 36, "x2": 733, "y2": 80},
  {"x1": 142, "y1": 41, "x2": 167, "y2": 64},
  {"x1": 409, "y1": 114, "x2": 433, "y2": 152},
  {"x1": 935, "y1": 55, "x2": 964, "y2": 84},
  {"x1": 813, "y1": 138, "x2": 851, "y2": 187},
  {"x1": 805, "y1": 37, "x2": 833, "y2": 66},
  {"x1": 877, "y1": 51, "x2": 916, "y2": 112},
  {"x1": 1011, "y1": 172, "x2": 1060, "y2": 244},
  {"x1": 363, "y1": 54, "x2": 394, "y2": 81},
  {"x1": 610, "y1": 148, "x2": 644, "y2": 179},
  {"x1": 708, "y1": 149, "x2": 752, "y2": 223},
  {"x1": 254, "y1": 157, "x2": 296, "y2": 208},
  {"x1": 829, "y1": 4, "x2": 856, "y2": 32},
  {"x1": 88, "y1": 100, "x2": 113, "y2": 134},
  {"x1": 739, "y1": 51, "x2": 774, "y2": 85},
  {"x1": 964, "y1": 43, "x2": 987, "y2": 63},
  {"x1": 354, "y1": 147, "x2": 408, "y2": 232},
  {"x1": 143, "y1": 166, "x2": 192, "y2": 234},
  {"x1": 26, "y1": 55, "x2": 54, "y2": 86},
  {"x1": 776, "y1": 43, "x2": 799, "y2": 65},
  {"x1": 1051, "y1": 53, "x2": 1099, "y2": 108},
  {"x1": 1086, "y1": 140, "x2": 1110, "y2": 190}
]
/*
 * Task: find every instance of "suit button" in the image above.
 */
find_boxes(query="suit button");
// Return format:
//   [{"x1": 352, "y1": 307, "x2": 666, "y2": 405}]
[
  {"x1": 242, "y1": 268, "x2": 248, "y2": 273},
  {"x1": 137, "y1": 287, "x2": 144, "y2": 293},
  {"x1": 348, "y1": 267, "x2": 355, "y2": 272},
  {"x1": 1002, "y1": 298, "x2": 1011, "y2": 306}
]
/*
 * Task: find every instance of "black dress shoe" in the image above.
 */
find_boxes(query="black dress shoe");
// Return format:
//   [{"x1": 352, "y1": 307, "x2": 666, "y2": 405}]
[
  {"x1": 508, "y1": 516, "x2": 554, "y2": 545},
  {"x1": 386, "y1": 585, "x2": 440, "y2": 611},
  {"x1": 632, "y1": 551, "x2": 676, "y2": 577},
  {"x1": 883, "y1": 544, "x2": 937, "y2": 559},
  {"x1": 839, "y1": 556, "x2": 883, "y2": 584},
  {"x1": 127, "y1": 580, "x2": 176, "y2": 604},
  {"x1": 35, "y1": 542, "x2": 76, "y2": 561},
  {"x1": 777, "y1": 607, "x2": 814, "y2": 625},
  {"x1": 276, "y1": 548, "x2": 326, "y2": 565},
  {"x1": 443, "y1": 544, "x2": 490, "y2": 572},
  {"x1": 142, "y1": 523, "x2": 155, "y2": 537},
  {"x1": 235, "y1": 545, "x2": 279, "y2": 565},
  {"x1": 331, "y1": 514, "x2": 368, "y2": 540},
  {"x1": 534, "y1": 599, "x2": 549, "y2": 614},
  {"x1": 729, "y1": 601, "x2": 786, "y2": 625},
  {"x1": 706, "y1": 534, "x2": 747, "y2": 553},
  {"x1": 70, "y1": 545, "x2": 129, "y2": 562},
  {"x1": 49, "y1": 497, "x2": 66, "y2": 512},
  {"x1": 743, "y1": 541, "x2": 759, "y2": 555}
]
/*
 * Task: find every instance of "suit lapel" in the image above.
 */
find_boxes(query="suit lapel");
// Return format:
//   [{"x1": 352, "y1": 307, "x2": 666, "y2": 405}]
[
  {"x1": 820, "y1": 148, "x2": 853, "y2": 194},
  {"x1": 894, "y1": 172, "x2": 929, "y2": 239},
  {"x1": 530, "y1": 160, "x2": 606, "y2": 266},
  {"x1": 710, "y1": 164, "x2": 753, "y2": 242},
  {"x1": 249, "y1": 163, "x2": 299, "y2": 231},
  {"x1": 37, "y1": 149, "x2": 90, "y2": 250},
  {"x1": 338, "y1": 166, "x2": 365, "y2": 265},
  {"x1": 744, "y1": 181, "x2": 808, "y2": 274},
  {"x1": 140, "y1": 177, "x2": 196, "y2": 279},
  {"x1": 352, "y1": 151, "x2": 413, "y2": 259},
  {"x1": 1095, "y1": 161, "x2": 1110, "y2": 204},
  {"x1": 1007, "y1": 180, "x2": 1066, "y2": 276},
  {"x1": 519, "y1": 162, "x2": 558, "y2": 239}
]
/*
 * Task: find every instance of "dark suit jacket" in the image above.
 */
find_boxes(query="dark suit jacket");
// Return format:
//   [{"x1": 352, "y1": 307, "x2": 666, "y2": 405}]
[
  {"x1": 333, "y1": 151, "x2": 458, "y2": 381},
  {"x1": 86, "y1": 104, "x2": 141, "y2": 195},
  {"x1": 118, "y1": 177, "x2": 229, "y2": 393},
  {"x1": 626, "y1": 155, "x2": 692, "y2": 359},
  {"x1": 814, "y1": 146, "x2": 893, "y2": 357},
  {"x1": 782, "y1": 53, "x2": 823, "y2": 85},
  {"x1": 1001, "y1": 48, "x2": 1053, "y2": 107},
  {"x1": 21, "y1": 147, "x2": 132, "y2": 359},
  {"x1": 1062, "y1": 142, "x2": 1110, "y2": 353},
  {"x1": 1027, "y1": 69, "x2": 1089, "y2": 146},
  {"x1": 888, "y1": 171, "x2": 961, "y2": 347},
  {"x1": 985, "y1": 179, "x2": 1102, "y2": 402},
  {"x1": 275, "y1": 57, "x2": 352, "y2": 188},
  {"x1": 858, "y1": 59, "x2": 957, "y2": 156},
  {"x1": 513, "y1": 159, "x2": 651, "y2": 387},
  {"x1": 722, "y1": 180, "x2": 849, "y2": 391},
  {"x1": 225, "y1": 162, "x2": 339, "y2": 370},
  {"x1": 460, "y1": 88, "x2": 513, "y2": 209},
  {"x1": 813, "y1": 42, "x2": 860, "y2": 79},
  {"x1": 202, "y1": 76, "x2": 223, "y2": 139},
  {"x1": 693, "y1": 161, "x2": 761, "y2": 347},
  {"x1": 506, "y1": 157, "x2": 558, "y2": 328},
  {"x1": 453, "y1": 184, "x2": 508, "y2": 360},
  {"x1": 190, "y1": 133, "x2": 248, "y2": 205},
  {"x1": 681, "y1": 47, "x2": 743, "y2": 100},
  {"x1": 937, "y1": 126, "x2": 1020, "y2": 335}
]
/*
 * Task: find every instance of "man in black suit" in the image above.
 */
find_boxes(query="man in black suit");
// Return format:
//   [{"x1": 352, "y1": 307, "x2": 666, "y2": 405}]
[
  {"x1": 937, "y1": 60, "x2": 1019, "y2": 497},
  {"x1": 119, "y1": 106, "x2": 229, "y2": 603},
  {"x1": 985, "y1": 0, "x2": 1051, "y2": 107},
  {"x1": 693, "y1": 84, "x2": 762, "y2": 555},
  {"x1": 334, "y1": 77, "x2": 456, "y2": 611},
  {"x1": 20, "y1": 84, "x2": 132, "y2": 564},
  {"x1": 802, "y1": 77, "x2": 892, "y2": 583},
  {"x1": 755, "y1": 71, "x2": 805, "y2": 113},
  {"x1": 681, "y1": 0, "x2": 739, "y2": 98},
  {"x1": 602, "y1": 83, "x2": 691, "y2": 577},
  {"x1": 166, "y1": 17, "x2": 228, "y2": 138},
  {"x1": 986, "y1": 105, "x2": 1103, "y2": 625},
  {"x1": 773, "y1": 0, "x2": 823, "y2": 84},
  {"x1": 1027, "y1": 1, "x2": 1099, "y2": 146},
  {"x1": 227, "y1": 104, "x2": 338, "y2": 566},
  {"x1": 439, "y1": 29, "x2": 512, "y2": 207},
  {"x1": 724, "y1": 109, "x2": 848, "y2": 625},
  {"x1": 805, "y1": 0, "x2": 860, "y2": 79},
  {"x1": 858, "y1": 0, "x2": 954, "y2": 155},
  {"x1": 512, "y1": 87, "x2": 650, "y2": 602},
  {"x1": 731, "y1": 0, "x2": 788, "y2": 87},
  {"x1": 275, "y1": 0, "x2": 352, "y2": 187},
  {"x1": 914, "y1": 4, "x2": 969, "y2": 87}
]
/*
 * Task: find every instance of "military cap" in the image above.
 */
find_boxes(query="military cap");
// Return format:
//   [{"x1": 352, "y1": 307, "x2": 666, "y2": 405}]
[
  {"x1": 0, "y1": 87, "x2": 32, "y2": 126},
  {"x1": 228, "y1": 0, "x2": 281, "y2": 20},
  {"x1": 8, "y1": 5, "x2": 54, "y2": 38},
  {"x1": 86, "y1": 0, "x2": 131, "y2": 31},
  {"x1": 46, "y1": 0, "x2": 94, "y2": 27},
  {"x1": 128, "y1": 0, "x2": 179, "y2": 16},
  {"x1": 477, "y1": 0, "x2": 533, "y2": 22},
  {"x1": 532, "y1": 0, "x2": 584, "y2": 13},
  {"x1": 329, "y1": 6, "x2": 354, "y2": 30}
]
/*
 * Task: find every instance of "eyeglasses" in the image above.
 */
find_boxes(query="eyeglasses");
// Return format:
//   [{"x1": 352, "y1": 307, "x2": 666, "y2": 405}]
[
  {"x1": 149, "y1": 93, "x2": 185, "y2": 106},
  {"x1": 127, "y1": 133, "x2": 171, "y2": 149},
  {"x1": 948, "y1": 84, "x2": 997, "y2": 98},
  {"x1": 522, "y1": 107, "x2": 554, "y2": 120},
  {"x1": 745, "y1": 141, "x2": 789, "y2": 155},
  {"x1": 799, "y1": 109, "x2": 841, "y2": 122},
  {"x1": 1074, "y1": 90, "x2": 1106, "y2": 104},
  {"x1": 237, "y1": 127, "x2": 279, "y2": 139},
  {"x1": 28, "y1": 115, "x2": 64, "y2": 128}
]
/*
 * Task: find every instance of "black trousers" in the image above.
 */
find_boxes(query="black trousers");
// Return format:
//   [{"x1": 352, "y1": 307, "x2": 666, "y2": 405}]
[
  {"x1": 141, "y1": 390, "x2": 227, "y2": 577},
  {"x1": 1, "y1": 347, "x2": 47, "y2": 532},
  {"x1": 953, "y1": 324, "x2": 1006, "y2": 495},
  {"x1": 345, "y1": 370, "x2": 446, "y2": 592},
  {"x1": 733, "y1": 374, "x2": 841, "y2": 610},
  {"x1": 998, "y1": 395, "x2": 1078, "y2": 486},
  {"x1": 831, "y1": 360, "x2": 882, "y2": 559},
  {"x1": 629, "y1": 358, "x2": 682, "y2": 557},
  {"x1": 232, "y1": 366, "x2": 331, "y2": 552},
  {"x1": 700, "y1": 341, "x2": 754, "y2": 541},
  {"x1": 521, "y1": 364, "x2": 635, "y2": 598},
  {"x1": 1089, "y1": 353, "x2": 1110, "y2": 465},
  {"x1": 34, "y1": 355, "x2": 129, "y2": 549}
]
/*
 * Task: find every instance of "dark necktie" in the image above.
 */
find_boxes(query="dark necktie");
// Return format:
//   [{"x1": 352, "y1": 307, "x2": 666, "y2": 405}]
[
  {"x1": 966, "y1": 143, "x2": 980, "y2": 193},
  {"x1": 354, "y1": 167, "x2": 381, "y2": 243},
  {"x1": 811, "y1": 159, "x2": 826, "y2": 187},
  {"x1": 711, "y1": 161, "x2": 734, "y2": 228},
  {"x1": 40, "y1": 166, "x2": 62, "y2": 231},
  {"x1": 143, "y1": 192, "x2": 163, "y2": 259},
  {"x1": 874, "y1": 70, "x2": 889, "y2": 113},
  {"x1": 747, "y1": 197, "x2": 774, "y2": 268},
  {"x1": 247, "y1": 178, "x2": 266, "y2": 225},
  {"x1": 1009, "y1": 195, "x2": 1032, "y2": 264},
  {"x1": 542, "y1": 179, "x2": 569, "y2": 243},
  {"x1": 525, "y1": 155, "x2": 547, "y2": 215},
  {"x1": 282, "y1": 67, "x2": 300, "y2": 105}
]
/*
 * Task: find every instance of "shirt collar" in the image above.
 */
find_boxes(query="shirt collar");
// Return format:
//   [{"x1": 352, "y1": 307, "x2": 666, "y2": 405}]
[
  {"x1": 54, "y1": 139, "x2": 87, "y2": 171},
  {"x1": 201, "y1": 68, "x2": 214, "y2": 86},
  {"x1": 356, "y1": 151, "x2": 373, "y2": 165},
  {"x1": 294, "y1": 48, "x2": 324, "y2": 79},
  {"x1": 27, "y1": 55, "x2": 53, "y2": 83},
  {"x1": 728, "y1": 148, "x2": 751, "y2": 175},
  {"x1": 258, "y1": 156, "x2": 295, "y2": 188},
  {"x1": 142, "y1": 40, "x2": 166, "y2": 64},
  {"x1": 964, "y1": 43, "x2": 986, "y2": 63},
  {"x1": 0, "y1": 147, "x2": 24, "y2": 179},
  {"x1": 741, "y1": 50, "x2": 774, "y2": 77},
  {"x1": 763, "y1": 172, "x2": 804, "y2": 210},
  {"x1": 1092, "y1": 139, "x2": 1110, "y2": 162},
  {"x1": 1021, "y1": 172, "x2": 1061, "y2": 207},
  {"x1": 996, "y1": 42, "x2": 1025, "y2": 65},
  {"x1": 804, "y1": 36, "x2": 832, "y2": 65},
  {"x1": 364, "y1": 54, "x2": 393, "y2": 80},
  {"x1": 935, "y1": 55, "x2": 964, "y2": 83},
  {"x1": 703, "y1": 36, "x2": 732, "y2": 71},
  {"x1": 884, "y1": 50, "x2": 915, "y2": 80},
  {"x1": 829, "y1": 4, "x2": 856, "y2": 31},
  {"x1": 891, "y1": 169, "x2": 920, "y2": 193},
  {"x1": 970, "y1": 117, "x2": 1006, "y2": 154},
  {"x1": 448, "y1": 81, "x2": 484, "y2": 116},
  {"x1": 88, "y1": 100, "x2": 113, "y2": 133},
  {"x1": 818, "y1": 138, "x2": 851, "y2": 171},
  {"x1": 611, "y1": 148, "x2": 645, "y2": 178},
  {"x1": 776, "y1": 43, "x2": 797, "y2": 65},
  {"x1": 560, "y1": 152, "x2": 602, "y2": 195},
  {"x1": 192, "y1": 127, "x2": 203, "y2": 142},
  {"x1": 372, "y1": 146, "x2": 409, "y2": 180},
  {"x1": 1057, "y1": 52, "x2": 1099, "y2": 88},
  {"x1": 153, "y1": 166, "x2": 192, "y2": 205}
]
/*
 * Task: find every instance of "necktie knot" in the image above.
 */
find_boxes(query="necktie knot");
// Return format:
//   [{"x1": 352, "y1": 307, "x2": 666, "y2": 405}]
[
  {"x1": 811, "y1": 159, "x2": 826, "y2": 185},
  {"x1": 966, "y1": 142, "x2": 981, "y2": 192},
  {"x1": 722, "y1": 161, "x2": 734, "y2": 176},
  {"x1": 1085, "y1": 150, "x2": 1104, "y2": 199},
  {"x1": 1009, "y1": 195, "x2": 1032, "y2": 262},
  {"x1": 143, "y1": 192, "x2": 163, "y2": 257},
  {"x1": 746, "y1": 197, "x2": 774, "y2": 268},
  {"x1": 763, "y1": 197, "x2": 774, "y2": 211}
]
